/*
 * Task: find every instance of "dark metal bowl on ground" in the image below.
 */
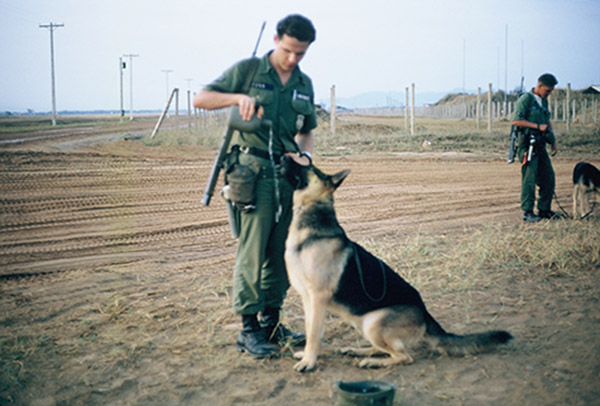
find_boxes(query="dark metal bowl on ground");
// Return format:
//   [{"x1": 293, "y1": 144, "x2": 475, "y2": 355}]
[{"x1": 335, "y1": 380, "x2": 397, "y2": 405}]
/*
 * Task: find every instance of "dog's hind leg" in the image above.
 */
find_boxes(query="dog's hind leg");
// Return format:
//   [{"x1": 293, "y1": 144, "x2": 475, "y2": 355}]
[
  {"x1": 354, "y1": 308, "x2": 425, "y2": 368},
  {"x1": 338, "y1": 346, "x2": 384, "y2": 357},
  {"x1": 293, "y1": 291, "x2": 330, "y2": 373}
]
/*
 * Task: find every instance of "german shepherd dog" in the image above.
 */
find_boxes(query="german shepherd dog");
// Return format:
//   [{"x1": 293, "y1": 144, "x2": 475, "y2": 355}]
[
  {"x1": 282, "y1": 161, "x2": 512, "y2": 372},
  {"x1": 573, "y1": 161, "x2": 600, "y2": 219}
]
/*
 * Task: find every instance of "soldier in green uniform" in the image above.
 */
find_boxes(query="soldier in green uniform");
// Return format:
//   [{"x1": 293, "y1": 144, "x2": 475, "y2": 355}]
[
  {"x1": 193, "y1": 14, "x2": 317, "y2": 358},
  {"x1": 512, "y1": 73, "x2": 561, "y2": 222}
]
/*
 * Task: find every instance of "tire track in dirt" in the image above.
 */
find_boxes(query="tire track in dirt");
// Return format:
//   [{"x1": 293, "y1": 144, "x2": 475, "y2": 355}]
[{"x1": 0, "y1": 148, "x2": 230, "y2": 277}]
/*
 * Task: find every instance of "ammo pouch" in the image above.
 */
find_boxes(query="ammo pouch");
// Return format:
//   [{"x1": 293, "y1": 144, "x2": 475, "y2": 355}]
[{"x1": 223, "y1": 145, "x2": 260, "y2": 212}]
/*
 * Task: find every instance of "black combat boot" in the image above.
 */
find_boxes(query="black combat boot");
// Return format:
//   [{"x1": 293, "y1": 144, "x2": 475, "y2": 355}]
[
  {"x1": 236, "y1": 314, "x2": 280, "y2": 359},
  {"x1": 538, "y1": 210, "x2": 566, "y2": 220},
  {"x1": 260, "y1": 307, "x2": 306, "y2": 346},
  {"x1": 523, "y1": 210, "x2": 541, "y2": 222}
]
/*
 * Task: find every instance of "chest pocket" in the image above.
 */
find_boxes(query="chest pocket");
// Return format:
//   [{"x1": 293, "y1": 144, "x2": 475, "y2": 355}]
[
  {"x1": 527, "y1": 98, "x2": 550, "y2": 123},
  {"x1": 249, "y1": 82, "x2": 274, "y2": 106},
  {"x1": 291, "y1": 89, "x2": 313, "y2": 115}
]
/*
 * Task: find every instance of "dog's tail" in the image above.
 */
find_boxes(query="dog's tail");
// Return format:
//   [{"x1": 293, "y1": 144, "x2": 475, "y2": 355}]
[{"x1": 425, "y1": 312, "x2": 512, "y2": 356}]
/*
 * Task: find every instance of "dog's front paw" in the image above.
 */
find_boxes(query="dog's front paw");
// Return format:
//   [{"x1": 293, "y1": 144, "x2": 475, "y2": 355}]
[{"x1": 293, "y1": 358, "x2": 317, "y2": 373}]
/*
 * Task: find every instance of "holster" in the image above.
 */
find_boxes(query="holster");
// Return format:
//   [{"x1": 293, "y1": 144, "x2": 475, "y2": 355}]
[{"x1": 221, "y1": 146, "x2": 261, "y2": 238}]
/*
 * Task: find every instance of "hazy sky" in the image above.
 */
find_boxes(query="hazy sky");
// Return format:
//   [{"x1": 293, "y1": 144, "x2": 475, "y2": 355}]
[{"x1": 1, "y1": 0, "x2": 599, "y2": 112}]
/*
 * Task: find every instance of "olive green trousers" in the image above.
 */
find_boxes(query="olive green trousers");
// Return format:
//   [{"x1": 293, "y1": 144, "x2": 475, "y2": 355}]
[
  {"x1": 518, "y1": 147, "x2": 555, "y2": 213},
  {"x1": 232, "y1": 153, "x2": 294, "y2": 315}
]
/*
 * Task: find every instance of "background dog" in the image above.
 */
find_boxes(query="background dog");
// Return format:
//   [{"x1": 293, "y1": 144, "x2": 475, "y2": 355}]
[
  {"x1": 283, "y1": 161, "x2": 512, "y2": 373},
  {"x1": 573, "y1": 161, "x2": 600, "y2": 219}
]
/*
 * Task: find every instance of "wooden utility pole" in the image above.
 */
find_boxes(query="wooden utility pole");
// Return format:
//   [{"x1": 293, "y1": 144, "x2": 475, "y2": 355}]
[{"x1": 39, "y1": 22, "x2": 64, "y2": 126}]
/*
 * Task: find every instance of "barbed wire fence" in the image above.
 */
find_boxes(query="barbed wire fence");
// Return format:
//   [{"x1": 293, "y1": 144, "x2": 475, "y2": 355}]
[
  {"x1": 161, "y1": 84, "x2": 598, "y2": 139},
  {"x1": 330, "y1": 83, "x2": 599, "y2": 135}
]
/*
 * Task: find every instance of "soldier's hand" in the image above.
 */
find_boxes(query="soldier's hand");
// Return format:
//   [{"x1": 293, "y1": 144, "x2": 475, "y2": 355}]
[
  {"x1": 551, "y1": 143, "x2": 558, "y2": 156},
  {"x1": 237, "y1": 95, "x2": 264, "y2": 121},
  {"x1": 285, "y1": 152, "x2": 311, "y2": 166}
]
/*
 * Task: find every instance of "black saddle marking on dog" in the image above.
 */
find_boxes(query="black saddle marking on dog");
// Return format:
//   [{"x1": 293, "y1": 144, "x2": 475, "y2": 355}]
[
  {"x1": 332, "y1": 242, "x2": 428, "y2": 316},
  {"x1": 573, "y1": 161, "x2": 600, "y2": 187}
]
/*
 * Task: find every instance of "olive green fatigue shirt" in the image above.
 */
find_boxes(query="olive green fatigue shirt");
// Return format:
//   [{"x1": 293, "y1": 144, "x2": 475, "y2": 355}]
[
  {"x1": 204, "y1": 52, "x2": 317, "y2": 315},
  {"x1": 513, "y1": 90, "x2": 556, "y2": 150},
  {"x1": 512, "y1": 90, "x2": 556, "y2": 213},
  {"x1": 205, "y1": 53, "x2": 318, "y2": 154}
]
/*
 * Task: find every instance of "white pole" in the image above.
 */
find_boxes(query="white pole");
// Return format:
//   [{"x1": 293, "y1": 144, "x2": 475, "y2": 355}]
[
  {"x1": 124, "y1": 54, "x2": 139, "y2": 120},
  {"x1": 119, "y1": 57, "x2": 124, "y2": 122},
  {"x1": 39, "y1": 22, "x2": 64, "y2": 126}
]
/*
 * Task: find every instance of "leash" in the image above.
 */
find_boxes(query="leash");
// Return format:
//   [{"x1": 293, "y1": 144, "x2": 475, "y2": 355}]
[
  {"x1": 553, "y1": 191, "x2": 597, "y2": 220},
  {"x1": 581, "y1": 199, "x2": 598, "y2": 220},
  {"x1": 353, "y1": 243, "x2": 387, "y2": 302},
  {"x1": 268, "y1": 125, "x2": 282, "y2": 223},
  {"x1": 552, "y1": 191, "x2": 571, "y2": 218}
]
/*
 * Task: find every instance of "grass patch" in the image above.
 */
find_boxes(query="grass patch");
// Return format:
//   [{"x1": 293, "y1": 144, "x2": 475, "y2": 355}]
[{"x1": 362, "y1": 216, "x2": 600, "y2": 296}]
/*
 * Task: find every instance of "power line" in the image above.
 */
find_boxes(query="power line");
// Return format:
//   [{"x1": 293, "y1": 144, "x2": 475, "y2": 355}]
[{"x1": 39, "y1": 22, "x2": 64, "y2": 126}]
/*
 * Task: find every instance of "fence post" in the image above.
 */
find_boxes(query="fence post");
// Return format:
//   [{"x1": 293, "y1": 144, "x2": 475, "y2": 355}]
[
  {"x1": 151, "y1": 87, "x2": 178, "y2": 138},
  {"x1": 582, "y1": 99, "x2": 587, "y2": 125},
  {"x1": 566, "y1": 83, "x2": 571, "y2": 131},
  {"x1": 330, "y1": 85, "x2": 336, "y2": 136},
  {"x1": 187, "y1": 90, "x2": 192, "y2": 130},
  {"x1": 404, "y1": 87, "x2": 409, "y2": 131},
  {"x1": 487, "y1": 83, "x2": 492, "y2": 132},
  {"x1": 476, "y1": 88, "x2": 481, "y2": 130},
  {"x1": 410, "y1": 83, "x2": 415, "y2": 136},
  {"x1": 175, "y1": 88, "x2": 179, "y2": 131}
]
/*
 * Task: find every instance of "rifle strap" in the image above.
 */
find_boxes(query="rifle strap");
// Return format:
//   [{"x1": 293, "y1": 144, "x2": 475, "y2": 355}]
[{"x1": 241, "y1": 57, "x2": 260, "y2": 94}]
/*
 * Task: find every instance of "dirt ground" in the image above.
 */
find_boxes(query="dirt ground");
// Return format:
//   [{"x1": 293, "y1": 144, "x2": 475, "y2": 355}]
[{"x1": 1, "y1": 119, "x2": 598, "y2": 405}]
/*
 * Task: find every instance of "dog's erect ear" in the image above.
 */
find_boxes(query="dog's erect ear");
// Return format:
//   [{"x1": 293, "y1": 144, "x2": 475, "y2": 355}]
[{"x1": 330, "y1": 170, "x2": 350, "y2": 190}]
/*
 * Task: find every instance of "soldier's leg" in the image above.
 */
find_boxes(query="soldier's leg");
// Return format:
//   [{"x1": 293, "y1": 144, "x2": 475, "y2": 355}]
[
  {"x1": 520, "y1": 151, "x2": 539, "y2": 213},
  {"x1": 536, "y1": 151, "x2": 555, "y2": 213},
  {"x1": 260, "y1": 179, "x2": 293, "y2": 309},
  {"x1": 232, "y1": 175, "x2": 275, "y2": 316},
  {"x1": 232, "y1": 173, "x2": 280, "y2": 358}
]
